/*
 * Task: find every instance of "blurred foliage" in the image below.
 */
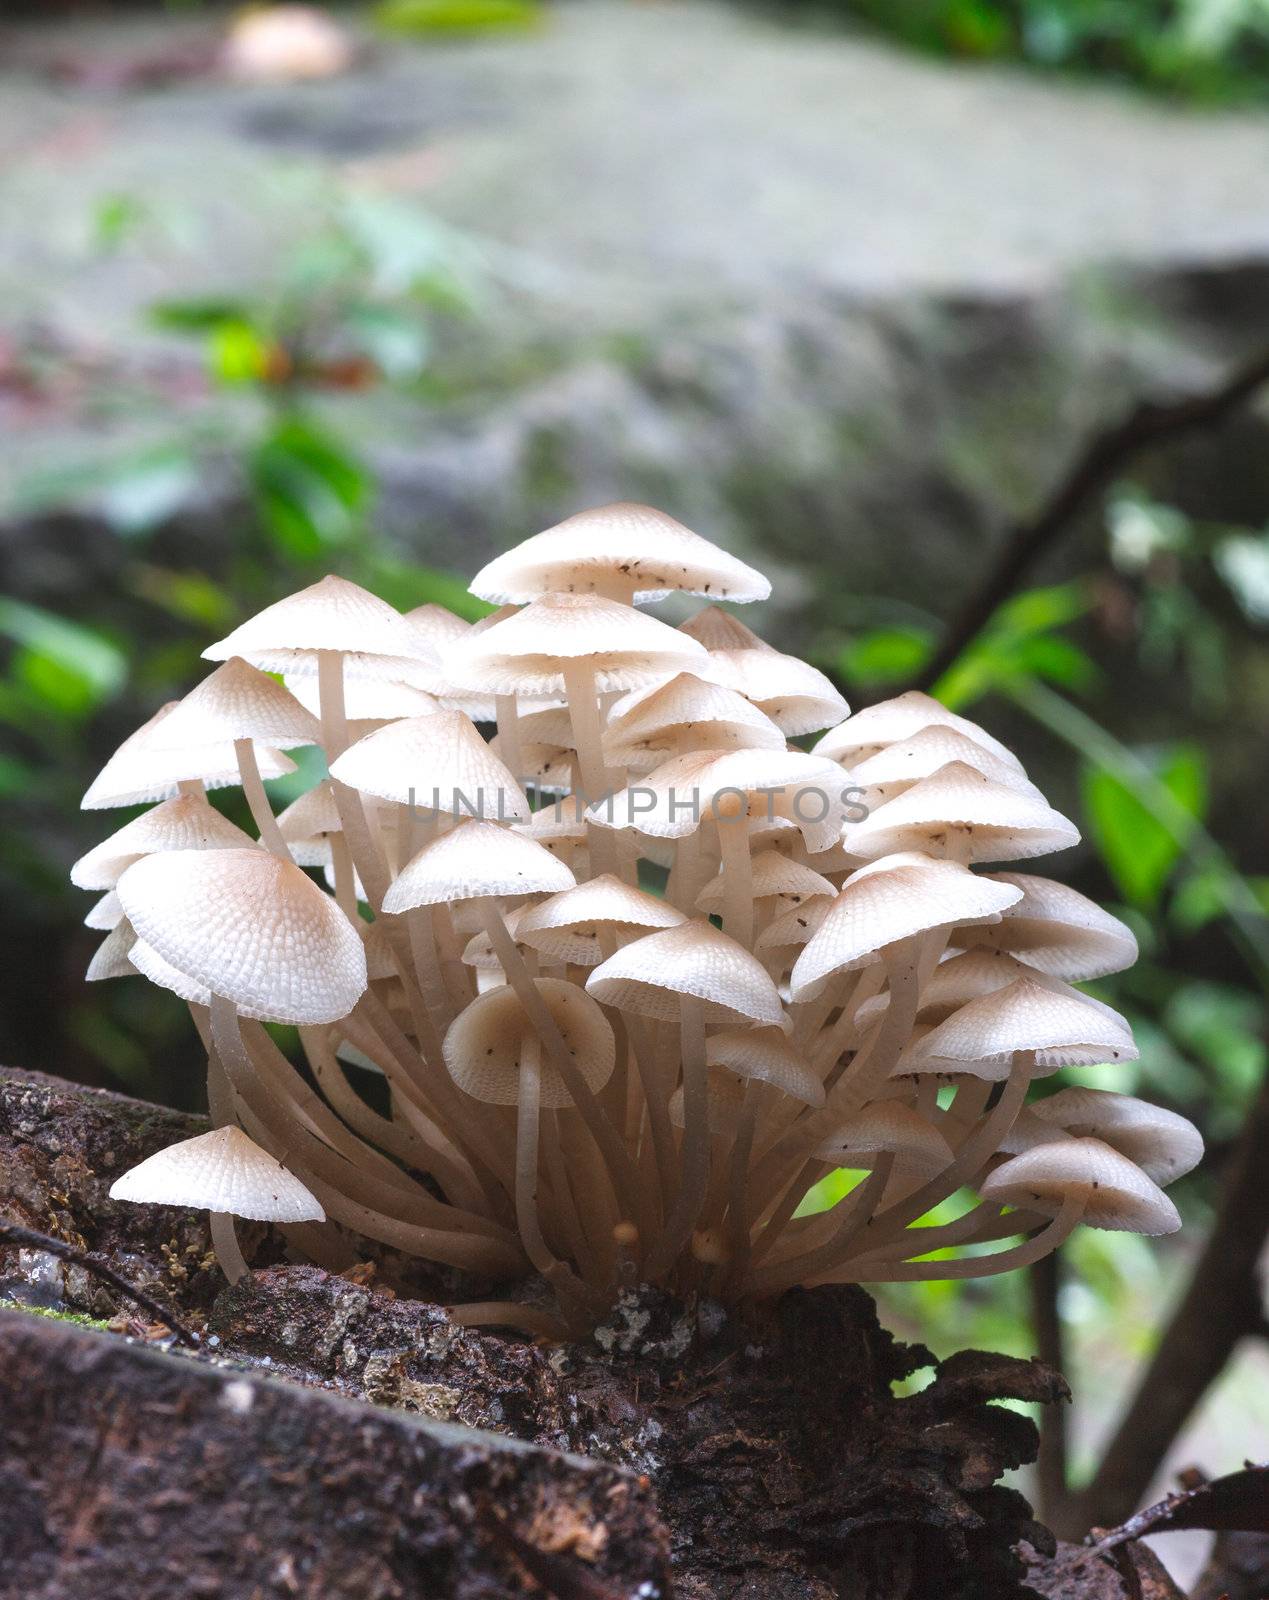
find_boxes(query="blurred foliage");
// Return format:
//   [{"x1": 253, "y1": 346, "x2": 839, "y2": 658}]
[
  {"x1": 374, "y1": 0, "x2": 544, "y2": 33},
  {"x1": 795, "y1": 0, "x2": 1269, "y2": 101},
  {"x1": 823, "y1": 483, "x2": 1268, "y2": 1462}
]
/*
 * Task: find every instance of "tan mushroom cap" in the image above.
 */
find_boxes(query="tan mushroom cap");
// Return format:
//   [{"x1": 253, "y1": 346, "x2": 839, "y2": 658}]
[
  {"x1": 701, "y1": 647, "x2": 849, "y2": 738},
  {"x1": 276, "y1": 779, "x2": 356, "y2": 865},
  {"x1": 383, "y1": 818, "x2": 576, "y2": 913},
  {"x1": 1031, "y1": 1088, "x2": 1203, "y2": 1186},
  {"x1": 789, "y1": 854, "x2": 1023, "y2": 1002},
  {"x1": 603, "y1": 672, "x2": 786, "y2": 771},
  {"x1": 147, "y1": 657, "x2": 321, "y2": 750},
  {"x1": 443, "y1": 978, "x2": 615, "y2": 1108},
  {"x1": 595, "y1": 746, "x2": 852, "y2": 853},
  {"x1": 814, "y1": 690, "x2": 1021, "y2": 769},
  {"x1": 996, "y1": 1105, "x2": 1077, "y2": 1157},
  {"x1": 203, "y1": 574, "x2": 438, "y2": 682},
  {"x1": 82, "y1": 703, "x2": 297, "y2": 809},
  {"x1": 71, "y1": 793, "x2": 256, "y2": 891},
  {"x1": 515, "y1": 874, "x2": 686, "y2": 966},
  {"x1": 705, "y1": 1027, "x2": 825, "y2": 1106},
  {"x1": 469, "y1": 502, "x2": 771, "y2": 606},
  {"x1": 444, "y1": 591, "x2": 709, "y2": 697},
  {"x1": 850, "y1": 725, "x2": 1042, "y2": 797},
  {"x1": 587, "y1": 919, "x2": 788, "y2": 1028},
  {"x1": 960, "y1": 872, "x2": 1139, "y2": 980},
  {"x1": 844, "y1": 762, "x2": 1079, "y2": 864},
  {"x1": 696, "y1": 851, "x2": 835, "y2": 917},
  {"x1": 980, "y1": 1137, "x2": 1180, "y2": 1234},
  {"x1": 110, "y1": 1125, "x2": 325, "y2": 1222},
  {"x1": 117, "y1": 848, "x2": 367, "y2": 1024},
  {"x1": 909, "y1": 977, "x2": 1137, "y2": 1074},
  {"x1": 814, "y1": 1102, "x2": 954, "y2": 1174},
  {"x1": 329, "y1": 709, "x2": 530, "y2": 819}
]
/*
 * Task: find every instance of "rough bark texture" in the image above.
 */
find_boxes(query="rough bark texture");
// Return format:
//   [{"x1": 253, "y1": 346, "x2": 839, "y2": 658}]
[
  {"x1": 0, "y1": 1308, "x2": 669, "y2": 1600},
  {"x1": 1, "y1": 1068, "x2": 1081, "y2": 1599}
]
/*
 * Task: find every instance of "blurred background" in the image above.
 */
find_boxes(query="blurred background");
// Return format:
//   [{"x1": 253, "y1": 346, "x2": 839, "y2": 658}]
[{"x1": 1, "y1": 0, "x2": 1267, "y2": 1576}]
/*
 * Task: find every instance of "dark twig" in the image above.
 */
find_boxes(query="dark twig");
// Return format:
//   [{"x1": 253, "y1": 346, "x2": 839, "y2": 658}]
[
  {"x1": 1029, "y1": 1249, "x2": 1069, "y2": 1524},
  {"x1": 1064, "y1": 1069, "x2": 1269, "y2": 1534},
  {"x1": 0, "y1": 1218, "x2": 200, "y2": 1348},
  {"x1": 909, "y1": 345, "x2": 1269, "y2": 692}
]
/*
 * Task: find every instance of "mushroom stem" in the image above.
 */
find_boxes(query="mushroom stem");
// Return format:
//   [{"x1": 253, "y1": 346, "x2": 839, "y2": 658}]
[
  {"x1": 644, "y1": 995, "x2": 710, "y2": 1279},
  {"x1": 716, "y1": 809, "x2": 754, "y2": 949},
  {"x1": 812, "y1": 1193, "x2": 1084, "y2": 1285},
  {"x1": 561, "y1": 658, "x2": 619, "y2": 879},
  {"x1": 445, "y1": 1302, "x2": 571, "y2": 1341},
  {"x1": 478, "y1": 899, "x2": 650, "y2": 1237},
  {"x1": 328, "y1": 830, "x2": 359, "y2": 922},
  {"x1": 495, "y1": 694, "x2": 525, "y2": 784},
  {"x1": 233, "y1": 737, "x2": 290, "y2": 860},
  {"x1": 846, "y1": 1203, "x2": 1046, "y2": 1265},
  {"x1": 514, "y1": 1032, "x2": 557, "y2": 1278},
  {"x1": 209, "y1": 1211, "x2": 250, "y2": 1286},
  {"x1": 744, "y1": 1162, "x2": 891, "y2": 1299}
]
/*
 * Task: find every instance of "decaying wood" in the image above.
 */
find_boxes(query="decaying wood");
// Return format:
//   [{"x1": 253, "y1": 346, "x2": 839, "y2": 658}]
[
  {"x1": 1, "y1": 1067, "x2": 1078, "y2": 1598},
  {"x1": 0, "y1": 1307, "x2": 670, "y2": 1600}
]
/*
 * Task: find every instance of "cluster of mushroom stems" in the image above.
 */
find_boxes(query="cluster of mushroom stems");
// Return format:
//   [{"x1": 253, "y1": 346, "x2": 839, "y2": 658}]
[{"x1": 84, "y1": 503, "x2": 1201, "y2": 1339}]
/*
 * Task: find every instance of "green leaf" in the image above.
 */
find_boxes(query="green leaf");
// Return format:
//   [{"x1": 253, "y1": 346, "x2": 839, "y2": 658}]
[
  {"x1": 1081, "y1": 743, "x2": 1208, "y2": 909},
  {"x1": 1013, "y1": 634, "x2": 1099, "y2": 691},
  {"x1": 149, "y1": 297, "x2": 254, "y2": 333},
  {"x1": 374, "y1": 0, "x2": 542, "y2": 35},
  {"x1": 208, "y1": 320, "x2": 272, "y2": 386},
  {"x1": 0, "y1": 600, "x2": 127, "y2": 704},
  {"x1": 249, "y1": 417, "x2": 370, "y2": 555},
  {"x1": 836, "y1": 626, "x2": 932, "y2": 686}
]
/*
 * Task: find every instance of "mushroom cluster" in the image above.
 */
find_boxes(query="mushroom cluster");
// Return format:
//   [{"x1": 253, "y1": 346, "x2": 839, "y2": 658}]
[{"x1": 83, "y1": 502, "x2": 1201, "y2": 1336}]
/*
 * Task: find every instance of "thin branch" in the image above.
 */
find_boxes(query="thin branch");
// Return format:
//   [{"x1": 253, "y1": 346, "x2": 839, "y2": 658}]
[
  {"x1": 910, "y1": 345, "x2": 1269, "y2": 693},
  {"x1": 1029, "y1": 1248, "x2": 1069, "y2": 1524},
  {"x1": 1064, "y1": 1064, "x2": 1269, "y2": 1534},
  {"x1": 0, "y1": 1218, "x2": 200, "y2": 1348}
]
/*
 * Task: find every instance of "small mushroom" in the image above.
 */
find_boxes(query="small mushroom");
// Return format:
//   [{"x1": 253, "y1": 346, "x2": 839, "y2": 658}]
[{"x1": 110, "y1": 1124, "x2": 324, "y2": 1284}]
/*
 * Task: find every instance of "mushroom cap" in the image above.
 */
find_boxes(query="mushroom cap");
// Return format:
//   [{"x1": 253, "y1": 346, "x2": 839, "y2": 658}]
[
  {"x1": 109, "y1": 1125, "x2": 325, "y2": 1222},
  {"x1": 595, "y1": 746, "x2": 852, "y2": 853},
  {"x1": 443, "y1": 978, "x2": 615, "y2": 1108},
  {"x1": 980, "y1": 1137, "x2": 1180, "y2": 1234},
  {"x1": 850, "y1": 725, "x2": 1042, "y2": 796},
  {"x1": 789, "y1": 854, "x2": 1023, "y2": 1001},
  {"x1": 756, "y1": 895, "x2": 834, "y2": 951},
  {"x1": 587, "y1": 919, "x2": 788, "y2": 1028},
  {"x1": 382, "y1": 818, "x2": 576, "y2": 912},
  {"x1": 461, "y1": 902, "x2": 534, "y2": 971},
  {"x1": 910, "y1": 977, "x2": 1137, "y2": 1073},
  {"x1": 1030, "y1": 1088, "x2": 1203, "y2": 1186},
  {"x1": 286, "y1": 671, "x2": 438, "y2": 723},
  {"x1": 603, "y1": 671, "x2": 787, "y2": 772},
  {"x1": 445, "y1": 591, "x2": 709, "y2": 697},
  {"x1": 705, "y1": 1027, "x2": 825, "y2": 1105},
  {"x1": 147, "y1": 657, "x2": 321, "y2": 750},
  {"x1": 203, "y1": 574, "x2": 437, "y2": 682},
  {"x1": 84, "y1": 889, "x2": 125, "y2": 931},
  {"x1": 814, "y1": 1102, "x2": 954, "y2": 1174},
  {"x1": 276, "y1": 780, "x2": 357, "y2": 865},
  {"x1": 515, "y1": 874, "x2": 686, "y2": 966},
  {"x1": 845, "y1": 762, "x2": 1079, "y2": 863},
  {"x1": 469, "y1": 502, "x2": 771, "y2": 606},
  {"x1": 117, "y1": 848, "x2": 367, "y2": 1024},
  {"x1": 679, "y1": 606, "x2": 769, "y2": 652},
  {"x1": 82, "y1": 703, "x2": 296, "y2": 809},
  {"x1": 701, "y1": 648, "x2": 849, "y2": 737},
  {"x1": 328, "y1": 709, "x2": 529, "y2": 819},
  {"x1": 71, "y1": 793, "x2": 256, "y2": 891},
  {"x1": 86, "y1": 918, "x2": 139, "y2": 982},
  {"x1": 904, "y1": 950, "x2": 1131, "y2": 1037},
  {"x1": 961, "y1": 872, "x2": 1139, "y2": 980},
  {"x1": 814, "y1": 691, "x2": 1021, "y2": 769},
  {"x1": 696, "y1": 851, "x2": 836, "y2": 916}
]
